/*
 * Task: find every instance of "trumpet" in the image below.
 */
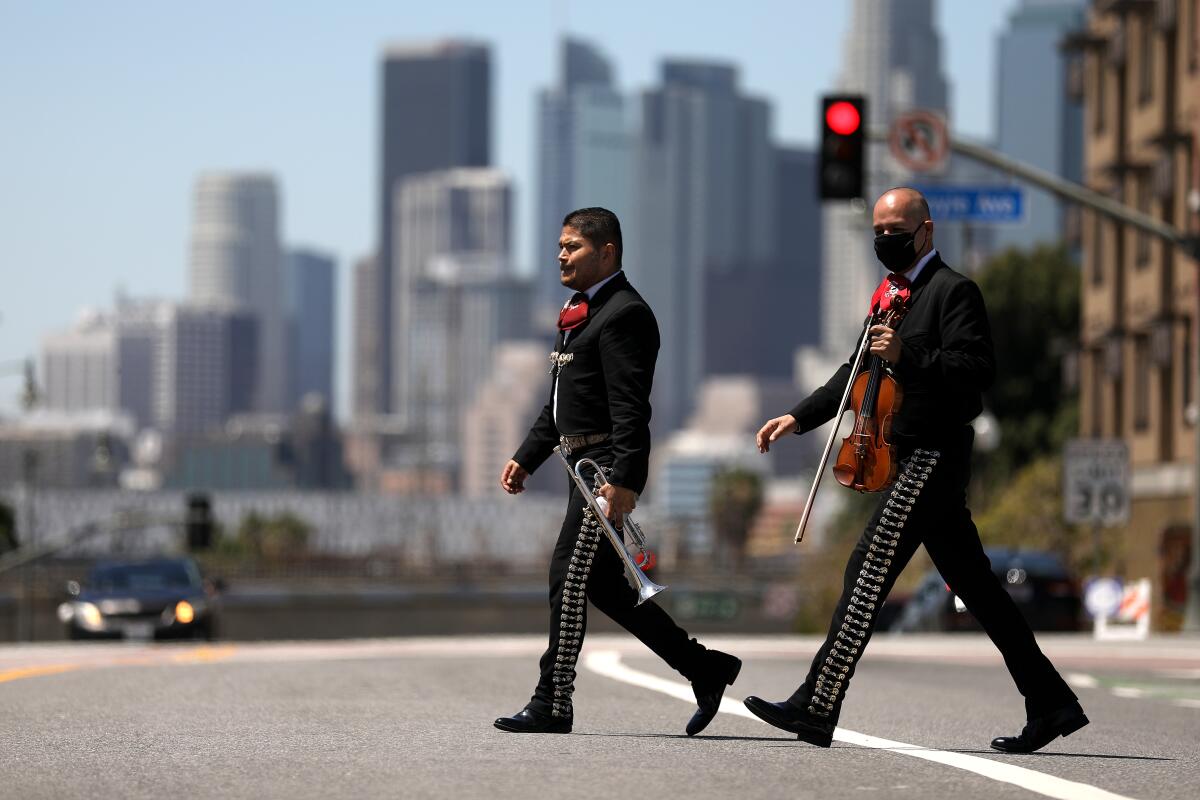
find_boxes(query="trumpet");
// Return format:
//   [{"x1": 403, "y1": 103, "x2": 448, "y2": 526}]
[{"x1": 554, "y1": 446, "x2": 666, "y2": 606}]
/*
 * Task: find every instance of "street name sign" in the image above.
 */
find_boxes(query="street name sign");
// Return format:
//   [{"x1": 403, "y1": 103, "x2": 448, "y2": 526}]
[{"x1": 914, "y1": 186, "x2": 1025, "y2": 223}]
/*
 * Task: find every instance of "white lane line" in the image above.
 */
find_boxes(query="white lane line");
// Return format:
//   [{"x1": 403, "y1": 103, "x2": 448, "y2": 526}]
[
  {"x1": 1066, "y1": 673, "x2": 1100, "y2": 690},
  {"x1": 585, "y1": 650, "x2": 1137, "y2": 800},
  {"x1": 1110, "y1": 687, "x2": 1146, "y2": 699},
  {"x1": 1171, "y1": 699, "x2": 1200, "y2": 709}
]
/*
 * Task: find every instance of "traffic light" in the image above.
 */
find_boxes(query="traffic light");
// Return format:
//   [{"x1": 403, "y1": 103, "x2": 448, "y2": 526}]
[
  {"x1": 186, "y1": 493, "x2": 214, "y2": 551},
  {"x1": 819, "y1": 95, "x2": 866, "y2": 200}
]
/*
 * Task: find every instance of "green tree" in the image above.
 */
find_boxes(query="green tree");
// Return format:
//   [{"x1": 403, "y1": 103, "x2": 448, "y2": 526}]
[
  {"x1": 973, "y1": 244, "x2": 1080, "y2": 486},
  {"x1": 709, "y1": 467, "x2": 763, "y2": 568},
  {"x1": 224, "y1": 511, "x2": 312, "y2": 560},
  {"x1": 975, "y1": 456, "x2": 1111, "y2": 576}
]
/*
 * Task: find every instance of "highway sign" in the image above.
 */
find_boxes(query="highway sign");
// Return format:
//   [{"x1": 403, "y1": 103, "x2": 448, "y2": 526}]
[
  {"x1": 1063, "y1": 438, "x2": 1131, "y2": 526},
  {"x1": 914, "y1": 186, "x2": 1025, "y2": 223},
  {"x1": 888, "y1": 109, "x2": 949, "y2": 173}
]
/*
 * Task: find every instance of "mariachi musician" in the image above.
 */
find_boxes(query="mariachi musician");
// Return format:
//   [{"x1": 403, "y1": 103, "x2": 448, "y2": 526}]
[
  {"x1": 746, "y1": 188, "x2": 1089, "y2": 753},
  {"x1": 494, "y1": 207, "x2": 741, "y2": 736}
]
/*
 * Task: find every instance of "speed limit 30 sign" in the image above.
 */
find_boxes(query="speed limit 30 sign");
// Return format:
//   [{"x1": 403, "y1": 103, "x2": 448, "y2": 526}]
[{"x1": 1063, "y1": 439, "x2": 1130, "y2": 526}]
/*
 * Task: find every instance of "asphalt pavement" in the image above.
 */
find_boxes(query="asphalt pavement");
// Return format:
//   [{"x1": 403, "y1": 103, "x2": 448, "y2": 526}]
[{"x1": 1, "y1": 634, "x2": 1197, "y2": 799}]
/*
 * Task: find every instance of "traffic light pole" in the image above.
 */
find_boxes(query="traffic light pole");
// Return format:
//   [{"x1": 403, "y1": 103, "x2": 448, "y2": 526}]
[
  {"x1": 866, "y1": 127, "x2": 1200, "y2": 260},
  {"x1": 868, "y1": 127, "x2": 1200, "y2": 632}
]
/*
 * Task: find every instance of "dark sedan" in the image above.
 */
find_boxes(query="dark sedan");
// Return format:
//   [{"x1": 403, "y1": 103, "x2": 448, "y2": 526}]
[
  {"x1": 890, "y1": 548, "x2": 1082, "y2": 633},
  {"x1": 57, "y1": 557, "x2": 219, "y2": 641}
]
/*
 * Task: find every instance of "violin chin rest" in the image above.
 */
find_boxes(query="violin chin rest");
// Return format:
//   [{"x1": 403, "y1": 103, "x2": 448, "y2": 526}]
[{"x1": 832, "y1": 463, "x2": 857, "y2": 488}]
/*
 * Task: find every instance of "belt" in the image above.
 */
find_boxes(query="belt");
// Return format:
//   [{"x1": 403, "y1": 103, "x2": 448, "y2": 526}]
[{"x1": 559, "y1": 432, "x2": 610, "y2": 455}]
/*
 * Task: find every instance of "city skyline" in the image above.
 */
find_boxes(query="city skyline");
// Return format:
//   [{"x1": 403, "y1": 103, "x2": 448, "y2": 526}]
[{"x1": 0, "y1": 1, "x2": 1020, "y2": 419}]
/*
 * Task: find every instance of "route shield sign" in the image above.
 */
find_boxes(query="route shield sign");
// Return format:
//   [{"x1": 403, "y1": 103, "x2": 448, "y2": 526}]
[{"x1": 1063, "y1": 439, "x2": 1131, "y2": 526}]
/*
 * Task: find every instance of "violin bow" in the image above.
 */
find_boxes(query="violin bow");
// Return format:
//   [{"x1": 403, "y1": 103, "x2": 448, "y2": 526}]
[{"x1": 794, "y1": 315, "x2": 875, "y2": 544}]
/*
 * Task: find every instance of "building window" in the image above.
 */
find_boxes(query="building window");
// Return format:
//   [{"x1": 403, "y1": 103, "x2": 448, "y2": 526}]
[
  {"x1": 1136, "y1": 174, "x2": 1152, "y2": 266},
  {"x1": 1134, "y1": 335, "x2": 1151, "y2": 431},
  {"x1": 1186, "y1": 317, "x2": 1196, "y2": 425},
  {"x1": 1093, "y1": 58, "x2": 1107, "y2": 134},
  {"x1": 1138, "y1": 18, "x2": 1155, "y2": 104},
  {"x1": 1191, "y1": 0, "x2": 1199, "y2": 72},
  {"x1": 1091, "y1": 214, "x2": 1105, "y2": 285}
]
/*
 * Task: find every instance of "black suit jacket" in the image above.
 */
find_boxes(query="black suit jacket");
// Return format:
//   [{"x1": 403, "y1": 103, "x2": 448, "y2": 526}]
[
  {"x1": 789, "y1": 254, "x2": 996, "y2": 444},
  {"x1": 513, "y1": 272, "x2": 660, "y2": 494}
]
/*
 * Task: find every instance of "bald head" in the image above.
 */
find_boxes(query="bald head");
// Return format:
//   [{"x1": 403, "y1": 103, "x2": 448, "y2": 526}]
[{"x1": 874, "y1": 187, "x2": 930, "y2": 227}]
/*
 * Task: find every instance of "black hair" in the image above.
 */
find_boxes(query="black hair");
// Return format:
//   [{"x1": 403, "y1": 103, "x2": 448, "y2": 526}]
[{"x1": 562, "y1": 207, "x2": 623, "y2": 266}]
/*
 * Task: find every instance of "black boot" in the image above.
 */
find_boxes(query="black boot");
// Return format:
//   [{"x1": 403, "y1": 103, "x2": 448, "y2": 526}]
[
  {"x1": 743, "y1": 696, "x2": 834, "y2": 747},
  {"x1": 990, "y1": 703, "x2": 1088, "y2": 753},
  {"x1": 494, "y1": 707, "x2": 572, "y2": 734},
  {"x1": 686, "y1": 650, "x2": 743, "y2": 736}
]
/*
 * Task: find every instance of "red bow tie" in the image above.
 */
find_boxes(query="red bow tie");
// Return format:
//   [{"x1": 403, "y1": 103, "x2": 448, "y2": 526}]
[
  {"x1": 557, "y1": 292, "x2": 589, "y2": 331},
  {"x1": 869, "y1": 273, "x2": 911, "y2": 314}
]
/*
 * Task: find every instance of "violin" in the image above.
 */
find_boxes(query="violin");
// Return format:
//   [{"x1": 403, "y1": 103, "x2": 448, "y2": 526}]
[
  {"x1": 793, "y1": 273, "x2": 911, "y2": 542},
  {"x1": 832, "y1": 300, "x2": 909, "y2": 493}
]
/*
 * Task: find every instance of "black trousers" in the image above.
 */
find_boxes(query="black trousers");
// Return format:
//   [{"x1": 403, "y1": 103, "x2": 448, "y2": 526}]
[
  {"x1": 788, "y1": 429, "x2": 1077, "y2": 724},
  {"x1": 527, "y1": 447, "x2": 709, "y2": 718}
]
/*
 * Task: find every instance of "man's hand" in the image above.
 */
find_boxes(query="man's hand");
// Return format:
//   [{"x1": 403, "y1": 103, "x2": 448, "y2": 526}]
[
  {"x1": 499, "y1": 460, "x2": 529, "y2": 495},
  {"x1": 756, "y1": 414, "x2": 798, "y2": 453},
  {"x1": 598, "y1": 482, "x2": 637, "y2": 527},
  {"x1": 869, "y1": 324, "x2": 902, "y2": 363}
]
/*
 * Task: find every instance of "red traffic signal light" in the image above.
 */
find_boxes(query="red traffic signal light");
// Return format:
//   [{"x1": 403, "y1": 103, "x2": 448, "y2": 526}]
[
  {"x1": 825, "y1": 101, "x2": 861, "y2": 136},
  {"x1": 819, "y1": 95, "x2": 866, "y2": 201}
]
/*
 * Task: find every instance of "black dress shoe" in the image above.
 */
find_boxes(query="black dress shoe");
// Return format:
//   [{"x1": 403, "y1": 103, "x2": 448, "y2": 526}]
[
  {"x1": 493, "y1": 707, "x2": 572, "y2": 734},
  {"x1": 743, "y1": 696, "x2": 834, "y2": 747},
  {"x1": 686, "y1": 650, "x2": 743, "y2": 736},
  {"x1": 990, "y1": 703, "x2": 1089, "y2": 753}
]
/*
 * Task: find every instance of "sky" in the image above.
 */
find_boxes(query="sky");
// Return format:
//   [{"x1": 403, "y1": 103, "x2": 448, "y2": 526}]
[{"x1": 0, "y1": 0, "x2": 1020, "y2": 419}]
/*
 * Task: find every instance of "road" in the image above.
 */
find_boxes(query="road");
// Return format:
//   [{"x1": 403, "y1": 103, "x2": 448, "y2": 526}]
[{"x1": 1, "y1": 634, "x2": 1197, "y2": 799}]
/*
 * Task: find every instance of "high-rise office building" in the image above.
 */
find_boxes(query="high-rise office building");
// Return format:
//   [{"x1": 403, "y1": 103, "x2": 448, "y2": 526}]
[
  {"x1": 994, "y1": 0, "x2": 1086, "y2": 251},
  {"x1": 187, "y1": 172, "x2": 287, "y2": 413},
  {"x1": 393, "y1": 167, "x2": 512, "y2": 427},
  {"x1": 534, "y1": 37, "x2": 634, "y2": 321},
  {"x1": 351, "y1": 255, "x2": 382, "y2": 421},
  {"x1": 372, "y1": 41, "x2": 491, "y2": 416},
  {"x1": 633, "y1": 60, "x2": 776, "y2": 432},
  {"x1": 408, "y1": 254, "x2": 531, "y2": 456},
  {"x1": 286, "y1": 248, "x2": 336, "y2": 412},
  {"x1": 41, "y1": 311, "x2": 118, "y2": 415},
  {"x1": 152, "y1": 304, "x2": 235, "y2": 437},
  {"x1": 704, "y1": 145, "x2": 823, "y2": 378}
]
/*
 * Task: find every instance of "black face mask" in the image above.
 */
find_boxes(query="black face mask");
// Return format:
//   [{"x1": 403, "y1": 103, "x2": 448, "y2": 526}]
[{"x1": 874, "y1": 224, "x2": 924, "y2": 273}]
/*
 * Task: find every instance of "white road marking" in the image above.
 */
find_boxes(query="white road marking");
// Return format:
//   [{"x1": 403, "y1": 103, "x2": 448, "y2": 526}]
[
  {"x1": 1171, "y1": 699, "x2": 1200, "y2": 709},
  {"x1": 1066, "y1": 672, "x2": 1100, "y2": 690},
  {"x1": 585, "y1": 649, "x2": 1138, "y2": 800},
  {"x1": 1110, "y1": 687, "x2": 1146, "y2": 699}
]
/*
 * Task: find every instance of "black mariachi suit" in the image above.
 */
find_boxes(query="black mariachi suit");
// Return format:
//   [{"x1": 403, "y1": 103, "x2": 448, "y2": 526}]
[
  {"x1": 784, "y1": 254, "x2": 1077, "y2": 726},
  {"x1": 513, "y1": 272, "x2": 710, "y2": 720}
]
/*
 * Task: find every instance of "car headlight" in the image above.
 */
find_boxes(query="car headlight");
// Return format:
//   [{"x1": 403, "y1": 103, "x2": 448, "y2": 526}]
[
  {"x1": 175, "y1": 601, "x2": 196, "y2": 624},
  {"x1": 75, "y1": 602, "x2": 103, "y2": 630},
  {"x1": 163, "y1": 599, "x2": 205, "y2": 625}
]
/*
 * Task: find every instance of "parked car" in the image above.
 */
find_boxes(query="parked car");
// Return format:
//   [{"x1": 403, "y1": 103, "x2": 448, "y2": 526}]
[
  {"x1": 57, "y1": 557, "x2": 220, "y2": 641},
  {"x1": 890, "y1": 548, "x2": 1082, "y2": 633}
]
